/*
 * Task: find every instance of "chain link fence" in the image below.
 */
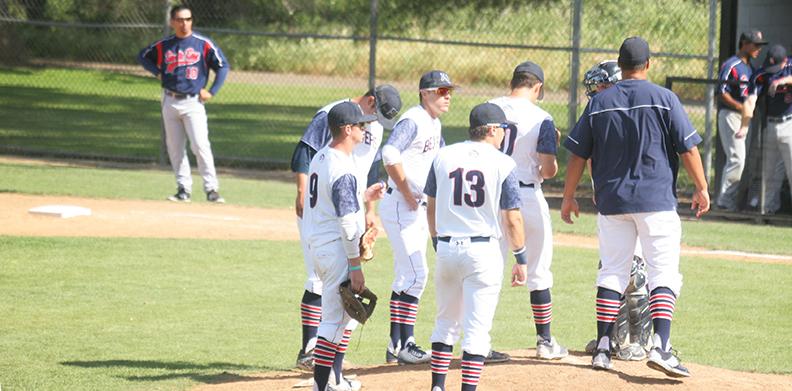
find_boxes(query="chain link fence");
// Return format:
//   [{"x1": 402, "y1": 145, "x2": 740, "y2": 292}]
[{"x1": 1, "y1": 0, "x2": 725, "y2": 192}]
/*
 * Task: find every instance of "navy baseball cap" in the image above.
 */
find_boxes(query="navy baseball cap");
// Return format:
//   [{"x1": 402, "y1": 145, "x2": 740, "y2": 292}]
[
  {"x1": 513, "y1": 61, "x2": 545, "y2": 100},
  {"x1": 618, "y1": 36, "x2": 651, "y2": 66},
  {"x1": 740, "y1": 29, "x2": 768, "y2": 45},
  {"x1": 374, "y1": 84, "x2": 402, "y2": 120},
  {"x1": 469, "y1": 103, "x2": 516, "y2": 129},
  {"x1": 763, "y1": 44, "x2": 788, "y2": 74},
  {"x1": 328, "y1": 101, "x2": 378, "y2": 129},
  {"x1": 419, "y1": 70, "x2": 457, "y2": 90}
]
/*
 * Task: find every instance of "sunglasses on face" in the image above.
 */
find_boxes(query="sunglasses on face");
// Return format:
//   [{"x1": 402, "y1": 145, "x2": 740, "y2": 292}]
[
  {"x1": 427, "y1": 87, "x2": 453, "y2": 97},
  {"x1": 355, "y1": 122, "x2": 369, "y2": 130}
]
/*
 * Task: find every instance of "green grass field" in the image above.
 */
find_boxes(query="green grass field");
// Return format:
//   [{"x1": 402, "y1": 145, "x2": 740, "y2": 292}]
[{"x1": 1, "y1": 161, "x2": 791, "y2": 390}]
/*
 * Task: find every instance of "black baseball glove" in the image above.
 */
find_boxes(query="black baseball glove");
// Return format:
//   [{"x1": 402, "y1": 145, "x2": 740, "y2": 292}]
[{"x1": 339, "y1": 280, "x2": 377, "y2": 324}]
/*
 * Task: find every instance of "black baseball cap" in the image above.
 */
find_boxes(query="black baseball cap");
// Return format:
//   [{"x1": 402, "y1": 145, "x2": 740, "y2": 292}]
[
  {"x1": 374, "y1": 84, "x2": 402, "y2": 120},
  {"x1": 469, "y1": 103, "x2": 516, "y2": 129},
  {"x1": 513, "y1": 61, "x2": 545, "y2": 100},
  {"x1": 618, "y1": 36, "x2": 651, "y2": 67},
  {"x1": 419, "y1": 70, "x2": 457, "y2": 90},
  {"x1": 328, "y1": 101, "x2": 378, "y2": 129},
  {"x1": 740, "y1": 29, "x2": 768, "y2": 45},
  {"x1": 763, "y1": 44, "x2": 788, "y2": 74}
]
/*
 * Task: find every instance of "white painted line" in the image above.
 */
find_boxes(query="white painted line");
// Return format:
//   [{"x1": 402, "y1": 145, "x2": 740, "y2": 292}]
[{"x1": 28, "y1": 205, "x2": 92, "y2": 219}]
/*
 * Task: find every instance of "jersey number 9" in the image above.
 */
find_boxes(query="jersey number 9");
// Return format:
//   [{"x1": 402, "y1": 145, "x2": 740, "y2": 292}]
[{"x1": 309, "y1": 173, "x2": 318, "y2": 208}]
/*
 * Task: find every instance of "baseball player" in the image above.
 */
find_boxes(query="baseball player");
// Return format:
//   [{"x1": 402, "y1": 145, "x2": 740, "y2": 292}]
[
  {"x1": 425, "y1": 103, "x2": 528, "y2": 391},
  {"x1": 715, "y1": 30, "x2": 767, "y2": 211},
  {"x1": 742, "y1": 44, "x2": 792, "y2": 214},
  {"x1": 138, "y1": 5, "x2": 229, "y2": 203},
  {"x1": 290, "y1": 86, "x2": 402, "y2": 373},
  {"x1": 562, "y1": 37, "x2": 710, "y2": 377},
  {"x1": 379, "y1": 70, "x2": 453, "y2": 365},
  {"x1": 488, "y1": 61, "x2": 568, "y2": 359},
  {"x1": 302, "y1": 101, "x2": 385, "y2": 391},
  {"x1": 582, "y1": 60, "x2": 652, "y2": 361}
]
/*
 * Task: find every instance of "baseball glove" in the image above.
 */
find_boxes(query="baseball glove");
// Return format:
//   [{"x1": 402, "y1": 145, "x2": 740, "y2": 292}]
[
  {"x1": 359, "y1": 226, "x2": 378, "y2": 262},
  {"x1": 339, "y1": 280, "x2": 377, "y2": 324}
]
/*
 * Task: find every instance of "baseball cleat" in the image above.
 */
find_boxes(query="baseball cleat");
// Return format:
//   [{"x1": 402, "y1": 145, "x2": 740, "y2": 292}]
[
  {"x1": 397, "y1": 341, "x2": 430, "y2": 364},
  {"x1": 206, "y1": 190, "x2": 225, "y2": 203},
  {"x1": 295, "y1": 349, "x2": 314, "y2": 371},
  {"x1": 591, "y1": 349, "x2": 613, "y2": 370},
  {"x1": 616, "y1": 343, "x2": 647, "y2": 361},
  {"x1": 168, "y1": 187, "x2": 191, "y2": 202},
  {"x1": 536, "y1": 336, "x2": 568, "y2": 360},
  {"x1": 485, "y1": 349, "x2": 511, "y2": 363},
  {"x1": 647, "y1": 347, "x2": 691, "y2": 378},
  {"x1": 386, "y1": 341, "x2": 400, "y2": 364}
]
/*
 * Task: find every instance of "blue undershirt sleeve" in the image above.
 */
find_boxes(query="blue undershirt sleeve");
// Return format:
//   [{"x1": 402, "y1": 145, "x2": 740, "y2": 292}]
[
  {"x1": 536, "y1": 119, "x2": 558, "y2": 155},
  {"x1": 332, "y1": 174, "x2": 360, "y2": 217},
  {"x1": 384, "y1": 119, "x2": 418, "y2": 152},
  {"x1": 499, "y1": 170, "x2": 520, "y2": 210},
  {"x1": 423, "y1": 162, "x2": 438, "y2": 198}
]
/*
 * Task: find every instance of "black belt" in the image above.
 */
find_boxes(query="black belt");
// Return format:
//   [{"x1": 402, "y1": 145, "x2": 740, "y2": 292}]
[
  {"x1": 768, "y1": 114, "x2": 792, "y2": 123},
  {"x1": 519, "y1": 182, "x2": 535, "y2": 188},
  {"x1": 386, "y1": 187, "x2": 427, "y2": 206},
  {"x1": 165, "y1": 90, "x2": 196, "y2": 99},
  {"x1": 437, "y1": 236, "x2": 491, "y2": 243}
]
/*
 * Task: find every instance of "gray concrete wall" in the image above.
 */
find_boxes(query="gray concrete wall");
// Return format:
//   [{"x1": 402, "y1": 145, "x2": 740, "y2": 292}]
[{"x1": 738, "y1": 0, "x2": 792, "y2": 63}]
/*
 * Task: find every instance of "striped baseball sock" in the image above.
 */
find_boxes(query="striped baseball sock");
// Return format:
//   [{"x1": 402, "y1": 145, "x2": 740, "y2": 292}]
[
  {"x1": 649, "y1": 287, "x2": 676, "y2": 351},
  {"x1": 332, "y1": 329, "x2": 353, "y2": 384},
  {"x1": 399, "y1": 293, "x2": 420, "y2": 346},
  {"x1": 313, "y1": 337, "x2": 337, "y2": 391},
  {"x1": 300, "y1": 290, "x2": 321, "y2": 353},
  {"x1": 430, "y1": 342, "x2": 453, "y2": 391},
  {"x1": 460, "y1": 351, "x2": 485, "y2": 391},
  {"x1": 389, "y1": 291, "x2": 401, "y2": 350},
  {"x1": 595, "y1": 287, "x2": 622, "y2": 350},
  {"x1": 530, "y1": 289, "x2": 553, "y2": 341}
]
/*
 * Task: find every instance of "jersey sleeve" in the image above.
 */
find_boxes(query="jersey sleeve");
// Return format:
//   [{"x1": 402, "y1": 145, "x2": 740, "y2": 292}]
[
  {"x1": 423, "y1": 161, "x2": 438, "y2": 198},
  {"x1": 717, "y1": 61, "x2": 735, "y2": 95},
  {"x1": 290, "y1": 141, "x2": 317, "y2": 174},
  {"x1": 536, "y1": 118, "x2": 558, "y2": 155},
  {"x1": 668, "y1": 95, "x2": 702, "y2": 153},
  {"x1": 206, "y1": 42, "x2": 229, "y2": 96},
  {"x1": 749, "y1": 71, "x2": 766, "y2": 96},
  {"x1": 299, "y1": 112, "x2": 331, "y2": 151},
  {"x1": 499, "y1": 170, "x2": 521, "y2": 210},
  {"x1": 138, "y1": 42, "x2": 161, "y2": 77},
  {"x1": 384, "y1": 119, "x2": 418, "y2": 152},
  {"x1": 331, "y1": 174, "x2": 360, "y2": 217},
  {"x1": 563, "y1": 102, "x2": 594, "y2": 159}
]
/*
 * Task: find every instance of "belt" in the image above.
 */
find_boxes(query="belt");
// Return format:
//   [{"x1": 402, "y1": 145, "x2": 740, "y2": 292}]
[
  {"x1": 164, "y1": 90, "x2": 196, "y2": 99},
  {"x1": 386, "y1": 187, "x2": 427, "y2": 206},
  {"x1": 519, "y1": 182, "x2": 535, "y2": 188},
  {"x1": 437, "y1": 236, "x2": 491, "y2": 243},
  {"x1": 768, "y1": 114, "x2": 792, "y2": 123}
]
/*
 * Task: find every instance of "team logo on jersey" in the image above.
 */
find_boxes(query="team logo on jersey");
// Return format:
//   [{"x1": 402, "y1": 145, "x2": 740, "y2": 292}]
[
  {"x1": 422, "y1": 135, "x2": 440, "y2": 153},
  {"x1": 164, "y1": 48, "x2": 201, "y2": 74}
]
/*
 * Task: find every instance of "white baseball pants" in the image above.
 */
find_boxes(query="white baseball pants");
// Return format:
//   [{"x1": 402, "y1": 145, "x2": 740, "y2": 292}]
[
  {"x1": 716, "y1": 109, "x2": 748, "y2": 210},
  {"x1": 310, "y1": 239, "x2": 358, "y2": 344},
  {"x1": 378, "y1": 189, "x2": 429, "y2": 299},
  {"x1": 298, "y1": 216, "x2": 323, "y2": 294}
]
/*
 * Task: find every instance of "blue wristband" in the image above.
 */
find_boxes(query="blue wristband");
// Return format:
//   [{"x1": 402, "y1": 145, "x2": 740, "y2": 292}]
[
  {"x1": 513, "y1": 247, "x2": 528, "y2": 265},
  {"x1": 349, "y1": 265, "x2": 362, "y2": 271}
]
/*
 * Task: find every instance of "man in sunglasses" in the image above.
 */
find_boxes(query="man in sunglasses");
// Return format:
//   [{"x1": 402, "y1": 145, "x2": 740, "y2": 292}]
[
  {"x1": 138, "y1": 5, "x2": 229, "y2": 203},
  {"x1": 301, "y1": 102, "x2": 385, "y2": 391},
  {"x1": 424, "y1": 103, "x2": 528, "y2": 391},
  {"x1": 290, "y1": 85, "x2": 402, "y2": 375},
  {"x1": 488, "y1": 61, "x2": 568, "y2": 360},
  {"x1": 379, "y1": 70, "x2": 454, "y2": 365}
]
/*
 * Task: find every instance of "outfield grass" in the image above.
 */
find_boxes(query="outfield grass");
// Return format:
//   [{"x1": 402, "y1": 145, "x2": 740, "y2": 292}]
[{"x1": 1, "y1": 236, "x2": 790, "y2": 391}]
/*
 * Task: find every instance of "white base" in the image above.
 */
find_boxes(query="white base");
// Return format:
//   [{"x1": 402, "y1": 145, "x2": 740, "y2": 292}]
[{"x1": 28, "y1": 205, "x2": 92, "y2": 219}]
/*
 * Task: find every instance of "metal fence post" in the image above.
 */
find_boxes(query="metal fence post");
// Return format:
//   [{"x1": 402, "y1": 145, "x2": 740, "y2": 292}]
[
  {"x1": 158, "y1": 0, "x2": 171, "y2": 167},
  {"x1": 568, "y1": 0, "x2": 582, "y2": 130},
  {"x1": 368, "y1": 0, "x2": 378, "y2": 91},
  {"x1": 703, "y1": 0, "x2": 717, "y2": 186}
]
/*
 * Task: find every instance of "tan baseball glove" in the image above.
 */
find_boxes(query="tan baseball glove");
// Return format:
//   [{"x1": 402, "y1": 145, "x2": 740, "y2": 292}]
[
  {"x1": 359, "y1": 226, "x2": 378, "y2": 262},
  {"x1": 339, "y1": 280, "x2": 377, "y2": 324}
]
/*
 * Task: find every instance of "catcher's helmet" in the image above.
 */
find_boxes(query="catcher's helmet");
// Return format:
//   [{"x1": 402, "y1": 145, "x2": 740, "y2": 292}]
[{"x1": 583, "y1": 60, "x2": 622, "y2": 97}]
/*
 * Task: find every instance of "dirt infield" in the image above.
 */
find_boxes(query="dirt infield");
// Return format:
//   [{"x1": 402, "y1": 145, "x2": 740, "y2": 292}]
[
  {"x1": 3, "y1": 192, "x2": 792, "y2": 389},
  {"x1": 190, "y1": 349, "x2": 792, "y2": 391}
]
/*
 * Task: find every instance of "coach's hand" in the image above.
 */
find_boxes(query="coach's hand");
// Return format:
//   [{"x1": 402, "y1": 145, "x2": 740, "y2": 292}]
[
  {"x1": 511, "y1": 263, "x2": 527, "y2": 287},
  {"x1": 560, "y1": 197, "x2": 579, "y2": 224}
]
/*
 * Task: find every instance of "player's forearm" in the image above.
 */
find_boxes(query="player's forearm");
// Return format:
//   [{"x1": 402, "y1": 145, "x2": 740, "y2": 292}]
[
  {"x1": 295, "y1": 172, "x2": 308, "y2": 194},
  {"x1": 563, "y1": 154, "x2": 587, "y2": 199},
  {"x1": 208, "y1": 66, "x2": 229, "y2": 96},
  {"x1": 680, "y1": 147, "x2": 708, "y2": 192},
  {"x1": 742, "y1": 95, "x2": 757, "y2": 119},
  {"x1": 538, "y1": 153, "x2": 558, "y2": 179},
  {"x1": 503, "y1": 209, "x2": 525, "y2": 250},
  {"x1": 137, "y1": 49, "x2": 160, "y2": 77},
  {"x1": 718, "y1": 93, "x2": 743, "y2": 112},
  {"x1": 426, "y1": 198, "x2": 437, "y2": 237},
  {"x1": 384, "y1": 163, "x2": 412, "y2": 195}
]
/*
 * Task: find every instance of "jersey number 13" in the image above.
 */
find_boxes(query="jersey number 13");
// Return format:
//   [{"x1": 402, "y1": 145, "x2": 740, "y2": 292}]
[{"x1": 449, "y1": 168, "x2": 485, "y2": 207}]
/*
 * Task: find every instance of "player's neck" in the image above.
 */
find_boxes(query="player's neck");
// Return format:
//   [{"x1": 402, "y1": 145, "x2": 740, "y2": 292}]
[
  {"x1": 330, "y1": 139, "x2": 355, "y2": 155},
  {"x1": 509, "y1": 88, "x2": 536, "y2": 103},
  {"x1": 737, "y1": 51, "x2": 751, "y2": 63},
  {"x1": 622, "y1": 71, "x2": 648, "y2": 81},
  {"x1": 421, "y1": 102, "x2": 441, "y2": 119}
]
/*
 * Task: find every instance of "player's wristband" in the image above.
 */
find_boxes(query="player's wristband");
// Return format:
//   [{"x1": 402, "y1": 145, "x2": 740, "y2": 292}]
[
  {"x1": 348, "y1": 265, "x2": 362, "y2": 272},
  {"x1": 513, "y1": 247, "x2": 528, "y2": 265}
]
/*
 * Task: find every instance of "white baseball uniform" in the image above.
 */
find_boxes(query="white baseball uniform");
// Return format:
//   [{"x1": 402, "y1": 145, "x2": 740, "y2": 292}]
[
  {"x1": 489, "y1": 96, "x2": 557, "y2": 291},
  {"x1": 297, "y1": 99, "x2": 384, "y2": 295},
  {"x1": 425, "y1": 140, "x2": 520, "y2": 356},
  {"x1": 379, "y1": 104, "x2": 443, "y2": 298},
  {"x1": 302, "y1": 146, "x2": 365, "y2": 344}
]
